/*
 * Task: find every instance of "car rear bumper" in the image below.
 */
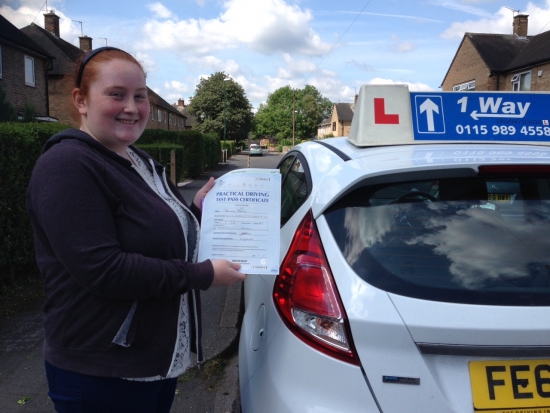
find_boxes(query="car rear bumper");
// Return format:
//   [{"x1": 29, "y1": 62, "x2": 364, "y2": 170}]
[{"x1": 239, "y1": 318, "x2": 378, "y2": 413}]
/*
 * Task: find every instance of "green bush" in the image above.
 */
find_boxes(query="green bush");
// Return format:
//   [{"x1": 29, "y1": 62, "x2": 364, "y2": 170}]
[
  {"x1": 0, "y1": 123, "x2": 219, "y2": 285},
  {"x1": 137, "y1": 129, "x2": 211, "y2": 179},
  {"x1": 221, "y1": 140, "x2": 237, "y2": 157},
  {"x1": 178, "y1": 130, "x2": 205, "y2": 179},
  {"x1": 22, "y1": 103, "x2": 36, "y2": 123},
  {"x1": 203, "y1": 132, "x2": 221, "y2": 172},
  {"x1": 0, "y1": 122, "x2": 70, "y2": 284},
  {"x1": 136, "y1": 143, "x2": 185, "y2": 182},
  {"x1": 138, "y1": 129, "x2": 178, "y2": 145}
]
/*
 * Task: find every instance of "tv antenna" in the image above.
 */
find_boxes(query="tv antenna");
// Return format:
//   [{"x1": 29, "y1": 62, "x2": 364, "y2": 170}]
[
  {"x1": 72, "y1": 20, "x2": 83, "y2": 37},
  {"x1": 504, "y1": 6, "x2": 520, "y2": 16}
]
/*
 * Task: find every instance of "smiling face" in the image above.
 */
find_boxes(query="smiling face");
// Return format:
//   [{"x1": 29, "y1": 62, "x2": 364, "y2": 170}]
[{"x1": 73, "y1": 59, "x2": 149, "y2": 155}]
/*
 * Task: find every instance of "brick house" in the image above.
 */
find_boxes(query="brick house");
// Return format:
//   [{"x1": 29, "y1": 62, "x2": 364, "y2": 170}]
[
  {"x1": 21, "y1": 12, "x2": 89, "y2": 124},
  {"x1": 0, "y1": 13, "x2": 53, "y2": 120},
  {"x1": 329, "y1": 102, "x2": 355, "y2": 137},
  {"x1": 147, "y1": 90, "x2": 186, "y2": 131},
  {"x1": 316, "y1": 117, "x2": 331, "y2": 138},
  {"x1": 21, "y1": 10, "x2": 185, "y2": 130},
  {"x1": 441, "y1": 14, "x2": 550, "y2": 92},
  {"x1": 172, "y1": 98, "x2": 193, "y2": 130}
]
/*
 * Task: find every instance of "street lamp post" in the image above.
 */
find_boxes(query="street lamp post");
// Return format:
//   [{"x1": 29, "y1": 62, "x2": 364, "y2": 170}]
[
  {"x1": 223, "y1": 79, "x2": 226, "y2": 162},
  {"x1": 223, "y1": 77, "x2": 230, "y2": 162},
  {"x1": 292, "y1": 89, "x2": 296, "y2": 147}
]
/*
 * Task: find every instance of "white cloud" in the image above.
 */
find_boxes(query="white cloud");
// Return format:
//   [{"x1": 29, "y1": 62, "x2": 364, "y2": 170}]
[
  {"x1": 432, "y1": 0, "x2": 494, "y2": 18},
  {"x1": 367, "y1": 77, "x2": 435, "y2": 92},
  {"x1": 135, "y1": 52, "x2": 159, "y2": 74},
  {"x1": 348, "y1": 60, "x2": 375, "y2": 73},
  {"x1": 442, "y1": 1, "x2": 550, "y2": 39},
  {"x1": 458, "y1": 0, "x2": 495, "y2": 3},
  {"x1": 162, "y1": 80, "x2": 192, "y2": 104},
  {"x1": 0, "y1": 1, "x2": 83, "y2": 47},
  {"x1": 138, "y1": 0, "x2": 331, "y2": 56},
  {"x1": 164, "y1": 80, "x2": 189, "y2": 93},
  {"x1": 391, "y1": 35, "x2": 416, "y2": 53},
  {"x1": 343, "y1": 11, "x2": 444, "y2": 24},
  {"x1": 147, "y1": 2, "x2": 176, "y2": 20},
  {"x1": 184, "y1": 56, "x2": 241, "y2": 75},
  {"x1": 276, "y1": 54, "x2": 317, "y2": 79}
]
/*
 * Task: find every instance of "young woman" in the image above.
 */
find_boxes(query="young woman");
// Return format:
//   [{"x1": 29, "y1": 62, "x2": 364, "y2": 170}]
[{"x1": 26, "y1": 47, "x2": 246, "y2": 413}]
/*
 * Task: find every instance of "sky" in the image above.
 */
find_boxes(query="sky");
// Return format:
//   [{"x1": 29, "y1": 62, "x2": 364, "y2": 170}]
[{"x1": 2, "y1": 0, "x2": 550, "y2": 111}]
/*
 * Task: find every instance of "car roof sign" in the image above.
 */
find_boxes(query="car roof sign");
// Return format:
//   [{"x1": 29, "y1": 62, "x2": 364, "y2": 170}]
[{"x1": 347, "y1": 84, "x2": 550, "y2": 147}]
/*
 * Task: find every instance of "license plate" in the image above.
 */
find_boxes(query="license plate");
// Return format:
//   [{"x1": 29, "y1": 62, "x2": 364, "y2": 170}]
[
  {"x1": 488, "y1": 193, "x2": 512, "y2": 202},
  {"x1": 469, "y1": 359, "x2": 550, "y2": 413}
]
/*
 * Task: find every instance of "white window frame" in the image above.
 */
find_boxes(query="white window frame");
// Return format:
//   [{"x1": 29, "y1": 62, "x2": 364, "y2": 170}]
[
  {"x1": 452, "y1": 80, "x2": 475, "y2": 91},
  {"x1": 157, "y1": 109, "x2": 162, "y2": 122},
  {"x1": 150, "y1": 106, "x2": 155, "y2": 121},
  {"x1": 511, "y1": 71, "x2": 531, "y2": 91},
  {"x1": 24, "y1": 55, "x2": 35, "y2": 87}
]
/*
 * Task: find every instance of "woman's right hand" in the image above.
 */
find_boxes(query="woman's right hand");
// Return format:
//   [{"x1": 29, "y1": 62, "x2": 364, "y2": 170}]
[{"x1": 210, "y1": 260, "x2": 247, "y2": 287}]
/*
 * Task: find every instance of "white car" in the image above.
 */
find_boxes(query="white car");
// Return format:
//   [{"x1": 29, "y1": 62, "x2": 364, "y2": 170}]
[
  {"x1": 249, "y1": 143, "x2": 263, "y2": 156},
  {"x1": 239, "y1": 85, "x2": 550, "y2": 413}
]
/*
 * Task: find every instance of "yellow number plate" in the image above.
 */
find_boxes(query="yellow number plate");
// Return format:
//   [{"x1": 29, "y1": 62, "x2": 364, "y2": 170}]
[
  {"x1": 470, "y1": 359, "x2": 550, "y2": 413},
  {"x1": 488, "y1": 193, "x2": 512, "y2": 202}
]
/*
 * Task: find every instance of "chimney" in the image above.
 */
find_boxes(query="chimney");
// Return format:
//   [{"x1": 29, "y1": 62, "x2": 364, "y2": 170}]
[
  {"x1": 178, "y1": 99, "x2": 185, "y2": 107},
  {"x1": 79, "y1": 36, "x2": 93, "y2": 53},
  {"x1": 513, "y1": 14, "x2": 529, "y2": 37},
  {"x1": 44, "y1": 11, "x2": 60, "y2": 37}
]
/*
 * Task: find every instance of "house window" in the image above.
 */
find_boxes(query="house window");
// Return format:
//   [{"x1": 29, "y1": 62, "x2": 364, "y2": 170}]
[
  {"x1": 150, "y1": 107, "x2": 155, "y2": 121},
  {"x1": 169, "y1": 114, "x2": 173, "y2": 125},
  {"x1": 452, "y1": 80, "x2": 475, "y2": 91},
  {"x1": 157, "y1": 109, "x2": 162, "y2": 122},
  {"x1": 332, "y1": 122, "x2": 336, "y2": 131},
  {"x1": 512, "y1": 71, "x2": 531, "y2": 91},
  {"x1": 24, "y1": 56, "x2": 35, "y2": 86}
]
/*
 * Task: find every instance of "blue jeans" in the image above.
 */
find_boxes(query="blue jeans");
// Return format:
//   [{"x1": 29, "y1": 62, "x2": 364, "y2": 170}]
[{"x1": 45, "y1": 360, "x2": 178, "y2": 413}]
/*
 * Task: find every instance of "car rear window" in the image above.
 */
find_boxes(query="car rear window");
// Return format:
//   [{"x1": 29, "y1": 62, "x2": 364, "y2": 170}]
[{"x1": 324, "y1": 173, "x2": 550, "y2": 306}]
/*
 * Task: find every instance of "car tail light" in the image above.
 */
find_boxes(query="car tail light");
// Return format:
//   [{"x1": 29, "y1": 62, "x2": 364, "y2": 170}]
[{"x1": 273, "y1": 211, "x2": 359, "y2": 365}]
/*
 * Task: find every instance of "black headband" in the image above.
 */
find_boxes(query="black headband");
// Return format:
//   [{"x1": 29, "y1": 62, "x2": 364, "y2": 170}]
[{"x1": 76, "y1": 47, "x2": 130, "y2": 87}]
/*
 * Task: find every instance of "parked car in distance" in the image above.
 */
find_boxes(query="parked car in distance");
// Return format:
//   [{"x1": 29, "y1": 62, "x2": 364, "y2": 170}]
[
  {"x1": 249, "y1": 144, "x2": 262, "y2": 156},
  {"x1": 239, "y1": 84, "x2": 550, "y2": 413}
]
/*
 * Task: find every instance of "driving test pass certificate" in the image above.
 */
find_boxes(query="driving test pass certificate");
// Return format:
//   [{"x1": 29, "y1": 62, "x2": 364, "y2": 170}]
[{"x1": 198, "y1": 168, "x2": 281, "y2": 275}]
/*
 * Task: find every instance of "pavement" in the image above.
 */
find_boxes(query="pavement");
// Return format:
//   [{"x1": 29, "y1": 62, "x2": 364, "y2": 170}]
[{"x1": 0, "y1": 153, "x2": 252, "y2": 413}]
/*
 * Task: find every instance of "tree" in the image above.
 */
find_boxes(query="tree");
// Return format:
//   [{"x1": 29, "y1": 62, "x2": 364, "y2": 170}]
[
  {"x1": 188, "y1": 72, "x2": 254, "y2": 144},
  {"x1": 253, "y1": 85, "x2": 332, "y2": 143}
]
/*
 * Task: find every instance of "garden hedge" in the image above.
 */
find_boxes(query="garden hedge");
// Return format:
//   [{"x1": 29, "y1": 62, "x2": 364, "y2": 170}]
[
  {"x1": 0, "y1": 122, "x2": 70, "y2": 283},
  {"x1": 1, "y1": 123, "x2": 221, "y2": 285}
]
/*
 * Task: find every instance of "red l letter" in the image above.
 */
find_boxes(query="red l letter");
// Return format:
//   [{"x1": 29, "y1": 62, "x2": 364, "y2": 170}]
[{"x1": 374, "y1": 98, "x2": 399, "y2": 124}]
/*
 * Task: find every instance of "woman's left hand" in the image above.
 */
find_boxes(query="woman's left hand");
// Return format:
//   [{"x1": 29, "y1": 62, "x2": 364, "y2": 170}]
[{"x1": 193, "y1": 177, "x2": 215, "y2": 210}]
